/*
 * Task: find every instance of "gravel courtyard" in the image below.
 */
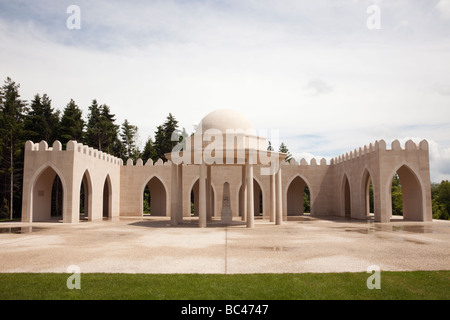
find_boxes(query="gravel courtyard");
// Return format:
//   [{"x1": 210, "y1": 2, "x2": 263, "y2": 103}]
[{"x1": 0, "y1": 216, "x2": 449, "y2": 274}]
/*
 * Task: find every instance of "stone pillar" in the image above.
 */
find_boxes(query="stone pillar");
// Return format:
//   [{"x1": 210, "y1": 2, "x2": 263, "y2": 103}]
[
  {"x1": 199, "y1": 163, "x2": 207, "y2": 228},
  {"x1": 275, "y1": 166, "x2": 283, "y2": 225},
  {"x1": 270, "y1": 173, "x2": 276, "y2": 223},
  {"x1": 221, "y1": 182, "x2": 232, "y2": 225},
  {"x1": 246, "y1": 157, "x2": 254, "y2": 228},
  {"x1": 206, "y1": 164, "x2": 212, "y2": 221},
  {"x1": 177, "y1": 164, "x2": 183, "y2": 223},
  {"x1": 171, "y1": 163, "x2": 178, "y2": 226},
  {"x1": 241, "y1": 164, "x2": 247, "y2": 221}
]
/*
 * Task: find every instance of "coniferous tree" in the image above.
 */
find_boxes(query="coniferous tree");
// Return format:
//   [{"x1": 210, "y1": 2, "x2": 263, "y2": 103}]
[
  {"x1": 59, "y1": 99, "x2": 84, "y2": 147},
  {"x1": 99, "y1": 104, "x2": 119, "y2": 155},
  {"x1": 142, "y1": 137, "x2": 157, "y2": 164},
  {"x1": 120, "y1": 119, "x2": 140, "y2": 162},
  {"x1": 279, "y1": 142, "x2": 293, "y2": 163},
  {"x1": 0, "y1": 77, "x2": 26, "y2": 219},
  {"x1": 85, "y1": 101, "x2": 120, "y2": 155},
  {"x1": 153, "y1": 125, "x2": 165, "y2": 162},
  {"x1": 85, "y1": 99, "x2": 102, "y2": 149},
  {"x1": 153, "y1": 113, "x2": 180, "y2": 162},
  {"x1": 24, "y1": 93, "x2": 60, "y2": 143}
]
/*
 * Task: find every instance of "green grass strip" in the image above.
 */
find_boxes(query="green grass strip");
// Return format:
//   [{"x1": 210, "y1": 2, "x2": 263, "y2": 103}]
[{"x1": 0, "y1": 271, "x2": 448, "y2": 300}]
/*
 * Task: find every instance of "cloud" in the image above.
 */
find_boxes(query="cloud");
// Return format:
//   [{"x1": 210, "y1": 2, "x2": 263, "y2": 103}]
[
  {"x1": 303, "y1": 79, "x2": 333, "y2": 96},
  {"x1": 436, "y1": 0, "x2": 450, "y2": 19},
  {"x1": 434, "y1": 83, "x2": 450, "y2": 96},
  {"x1": 0, "y1": 0, "x2": 449, "y2": 180}
]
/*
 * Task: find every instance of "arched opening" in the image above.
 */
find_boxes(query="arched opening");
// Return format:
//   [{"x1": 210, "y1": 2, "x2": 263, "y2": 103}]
[
  {"x1": 190, "y1": 179, "x2": 215, "y2": 217},
  {"x1": 362, "y1": 170, "x2": 374, "y2": 217},
  {"x1": 143, "y1": 185, "x2": 151, "y2": 215},
  {"x1": 238, "y1": 179, "x2": 263, "y2": 217},
  {"x1": 32, "y1": 166, "x2": 64, "y2": 222},
  {"x1": 390, "y1": 165, "x2": 423, "y2": 221},
  {"x1": 102, "y1": 175, "x2": 112, "y2": 219},
  {"x1": 342, "y1": 175, "x2": 351, "y2": 219},
  {"x1": 79, "y1": 170, "x2": 92, "y2": 221},
  {"x1": 142, "y1": 177, "x2": 167, "y2": 216},
  {"x1": 287, "y1": 176, "x2": 311, "y2": 216}
]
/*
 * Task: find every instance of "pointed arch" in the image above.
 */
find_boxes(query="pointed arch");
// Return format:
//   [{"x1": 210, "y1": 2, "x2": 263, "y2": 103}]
[
  {"x1": 286, "y1": 175, "x2": 311, "y2": 216},
  {"x1": 102, "y1": 174, "x2": 112, "y2": 219},
  {"x1": 388, "y1": 163, "x2": 424, "y2": 221},
  {"x1": 80, "y1": 169, "x2": 93, "y2": 220},
  {"x1": 143, "y1": 176, "x2": 167, "y2": 216},
  {"x1": 30, "y1": 163, "x2": 67, "y2": 222},
  {"x1": 341, "y1": 174, "x2": 351, "y2": 219},
  {"x1": 361, "y1": 168, "x2": 374, "y2": 217}
]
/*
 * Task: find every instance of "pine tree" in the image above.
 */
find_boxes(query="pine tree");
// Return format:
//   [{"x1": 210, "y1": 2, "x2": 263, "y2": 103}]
[
  {"x1": 120, "y1": 119, "x2": 140, "y2": 161},
  {"x1": 153, "y1": 113, "x2": 180, "y2": 162},
  {"x1": 85, "y1": 99, "x2": 102, "y2": 149},
  {"x1": 279, "y1": 142, "x2": 292, "y2": 163},
  {"x1": 24, "y1": 93, "x2": 60, "y2": 143},
  {"x1": 99, "y1": 104, "x2": 120, "y2": 155},
  {"x1": 60, "y1": 99, "x2": 84, "y2": 147},
  {"x1": 153, "y1": 125, "x2": 165, "y2": 162},
  {"x1": 85, "y1": 101, "x2": 120, "y2": 155},
  {"x1": 141, "y1": 137, "x2": 157, "y2": 164},
  {"x1": 0, "y1": 77, "x2": 26, "y2": 219}
]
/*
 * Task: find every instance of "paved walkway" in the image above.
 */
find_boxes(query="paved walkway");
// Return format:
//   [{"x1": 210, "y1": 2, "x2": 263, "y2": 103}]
[{"x1": 0, "y1": 216, "x2": 449, "y2": 274}]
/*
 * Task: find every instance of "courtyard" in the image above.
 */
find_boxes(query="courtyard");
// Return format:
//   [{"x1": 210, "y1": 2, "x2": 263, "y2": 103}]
[{"x1": 0, "y1": 216, "x2": 449, "y2": 274}]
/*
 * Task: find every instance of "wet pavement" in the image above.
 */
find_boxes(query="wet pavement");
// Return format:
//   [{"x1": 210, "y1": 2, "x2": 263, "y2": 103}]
[{"x1": 0, "y1": 216, "x2": 449, "y2": 274}]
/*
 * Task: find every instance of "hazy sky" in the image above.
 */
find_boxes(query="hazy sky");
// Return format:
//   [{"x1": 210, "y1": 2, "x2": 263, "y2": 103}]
[{"x1": 1, "y1": 0, "x2": 449, "y2": 181}]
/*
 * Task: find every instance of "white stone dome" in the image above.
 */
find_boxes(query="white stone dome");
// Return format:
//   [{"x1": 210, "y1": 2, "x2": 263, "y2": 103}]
[{"x1": 197, "y1": 109, "x2": 255, "y2": 134}]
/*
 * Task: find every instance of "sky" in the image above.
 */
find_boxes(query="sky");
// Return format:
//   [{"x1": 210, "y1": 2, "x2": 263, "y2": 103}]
[{"x1": 0, "y1": 0, "x2": 449, "y2": 181}]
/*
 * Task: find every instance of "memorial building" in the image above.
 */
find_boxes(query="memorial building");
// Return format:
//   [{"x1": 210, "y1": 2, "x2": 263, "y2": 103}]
[{"x1": 21, "y1": 109, "x2": 433, "y2": 226}]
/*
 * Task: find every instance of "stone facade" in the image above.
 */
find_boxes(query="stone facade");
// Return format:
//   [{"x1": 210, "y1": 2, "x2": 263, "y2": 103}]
[{"x1": 21, "y1": 111, "x2": 433, "y2": 226}]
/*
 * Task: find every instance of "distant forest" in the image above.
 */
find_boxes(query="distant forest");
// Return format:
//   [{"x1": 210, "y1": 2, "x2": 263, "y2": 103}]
[{"x1": 0, "y1": 77, "x2": 449, "y2": 220}]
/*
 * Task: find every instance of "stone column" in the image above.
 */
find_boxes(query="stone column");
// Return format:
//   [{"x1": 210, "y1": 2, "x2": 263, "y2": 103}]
[
  {"x1": 170, "y1": 163, "x2": 178, "y2": 226},
  {"x1": 177, "y1": 164, "x2": 183, "y2": 223},
  {"x1": 246, "y1": 156, "x2": 254, "y2": 228},
  {"x1": 270, "y1": 173, "x2": 276, "y2": 223},
  {"x1": 275, "y1": 166, "x2": 283, "y2": 225},
  {"x1": 199, "y1": 163, "x2": 207, "y2": 228},
  {"x1": 206, "y1": 164, "x2": 212, "y2": 221},
  {"x1": 241, "y1": 164, "x2": 247, "y2": 221}
]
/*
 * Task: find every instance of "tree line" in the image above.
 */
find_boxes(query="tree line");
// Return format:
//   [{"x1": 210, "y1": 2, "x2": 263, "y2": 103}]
[
  {"x1": 1, "y1": 77, "x2": 449, "y2": 220},
  {"x1": 0, "y1": 77, "x2": 183, "y2": 219}
]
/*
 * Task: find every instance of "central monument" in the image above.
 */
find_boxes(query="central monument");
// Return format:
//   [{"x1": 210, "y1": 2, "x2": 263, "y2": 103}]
[{"x1": 166, "y1": 109, "x2": 287, "y2": 228}]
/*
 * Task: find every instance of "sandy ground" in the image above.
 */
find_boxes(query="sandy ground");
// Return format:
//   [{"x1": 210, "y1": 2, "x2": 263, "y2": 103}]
[{"x1": 0, "y1": 216, "x2": 449, "y2": 274}]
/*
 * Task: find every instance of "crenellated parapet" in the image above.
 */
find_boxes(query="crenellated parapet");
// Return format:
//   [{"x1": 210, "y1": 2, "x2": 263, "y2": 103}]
[
  {"x1": 125, "y1": 158, "x2": 171, "y2": 166},
  {"x1": 283, "y1": 157, "x2": 329, "y2": 167},
  {"x1": 24, "y1": 140, "x2": 123, "y2": 166},
  {"x1": 330, "y1": 139, "x2": 429, "y2": 165}
]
